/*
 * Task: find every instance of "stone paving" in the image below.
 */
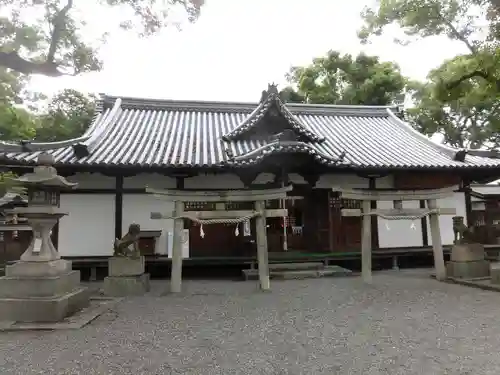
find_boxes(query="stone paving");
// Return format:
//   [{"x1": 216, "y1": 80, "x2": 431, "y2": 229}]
[{"x1": 2, "y1": 270, "x2": 500, "y2": 375}]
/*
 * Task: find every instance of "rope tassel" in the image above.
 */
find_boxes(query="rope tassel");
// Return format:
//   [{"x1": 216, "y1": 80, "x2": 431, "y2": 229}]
[{"x1": 184, "y1": 214, "x2": 258, "y2": 238}]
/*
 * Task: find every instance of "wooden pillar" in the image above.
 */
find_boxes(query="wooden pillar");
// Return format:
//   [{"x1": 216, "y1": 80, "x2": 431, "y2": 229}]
[
  {"x1": 114, "y1": 175, "x2": 124, "y2": 239},
  {"x1": 254, "y1": 200, "x2": 270, "y2": 290},
  {"x1": 464, "y1": 185, "x2": 473, "y2": 227},
  {"x1": 176, "y1": 176, "x2": 185, "y2": 189},
  {"x1": 427, "y1": 198, "x2": 446, "y2": 281},
  {"x1": 419, "y1": 200, "x2": 429, "y2": 246},
  {"x1": 170, "y1": 200, "x2": 184, "y2": 293},
  {"x1": 369, "y1": 177, "x2": 379, "y2": 249},
  {"x1": 361, "y1": 199, "x2": 372, "y2": 283},
  {"x1": 327, "y1": 190, "x2": 335, "y2": 252}
]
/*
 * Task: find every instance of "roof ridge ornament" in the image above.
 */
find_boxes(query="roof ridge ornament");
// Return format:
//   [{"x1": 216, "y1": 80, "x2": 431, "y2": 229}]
[
  {"x1": 222, "y1": 84, "x2": 325, "y2": 143},
  {"x1": 260, "y1": 83, "x2": 279, "y2": 103}
]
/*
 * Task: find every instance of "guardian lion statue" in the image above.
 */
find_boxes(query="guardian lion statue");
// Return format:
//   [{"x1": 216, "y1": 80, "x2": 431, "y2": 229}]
[
  {"x1": 452, "y1": 216, "x2": 475, "y2": 244},
  {"x1": 113, "y1": 223, "x2": 141, "y2": 258}
]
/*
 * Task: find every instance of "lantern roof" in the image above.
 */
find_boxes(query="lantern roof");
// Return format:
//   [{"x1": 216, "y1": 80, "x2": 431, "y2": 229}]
[{"x1": 13, "y1": 153, "x2": 78, "y2": 189}]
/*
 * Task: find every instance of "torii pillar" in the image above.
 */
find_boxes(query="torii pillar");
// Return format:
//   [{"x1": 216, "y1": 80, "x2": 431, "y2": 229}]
[
  {"x1": 334, "y1": 186, "x2": 458, "y2": 282},
  {"x1": 146, "y1": 186, "x2": 292, "y2": 293}
]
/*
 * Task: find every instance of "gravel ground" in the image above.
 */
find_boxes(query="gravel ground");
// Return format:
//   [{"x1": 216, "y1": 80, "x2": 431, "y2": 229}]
[{"x1": 2, "y1": 270, "x2": 500, "y2": 375}]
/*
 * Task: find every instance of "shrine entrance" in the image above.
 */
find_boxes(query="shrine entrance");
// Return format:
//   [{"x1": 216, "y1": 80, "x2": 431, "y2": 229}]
[
  {"x1": 147, "y1": 185, "x2": 291, "y2": 293},
  {"x1": 334, "y1": 186, "x2": 458, "y2": 282}
]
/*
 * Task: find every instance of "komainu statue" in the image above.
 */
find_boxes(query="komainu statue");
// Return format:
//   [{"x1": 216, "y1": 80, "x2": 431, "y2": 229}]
[
  {"x1": 452, "y1": 216, "x2": 475, "y2": 244},
  {"x1": 113, "y1": 223, "x2": 141, "y2": 258}
]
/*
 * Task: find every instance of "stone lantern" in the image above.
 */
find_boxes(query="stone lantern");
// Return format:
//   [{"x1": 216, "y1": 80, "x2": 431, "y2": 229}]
[
  {"x1": 9, "y1": 153, "x2": 77, "y2": 262},
  {"x1": 0, "y1": 153, "x2": 90, "y2": 323}
]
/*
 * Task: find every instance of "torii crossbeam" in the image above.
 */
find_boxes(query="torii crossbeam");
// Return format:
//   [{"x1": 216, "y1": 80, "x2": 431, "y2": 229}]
[
  {"x1": 146, "y1": 185, "x2": 292, "y2": 293},
  {"x1": 333, "y1": 186, "x2": 458, "y2": 283}
]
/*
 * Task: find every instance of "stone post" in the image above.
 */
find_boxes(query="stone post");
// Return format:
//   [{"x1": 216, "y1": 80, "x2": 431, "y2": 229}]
[
  {"x1": 103, "y1": 256, "x2": 150, "y2": 296},
  {"x1": 255, "y1": 200, "x2": 270, "y2": 290},
  {"x1": 427, "y1": 198, "x2": 446, "y2": 281},
  {"x1": 361, "y1": 200, "x2": 373, "y2": 283},
  {"x1": 170, "y1": 200, "x2": 184, "y2": 293}
]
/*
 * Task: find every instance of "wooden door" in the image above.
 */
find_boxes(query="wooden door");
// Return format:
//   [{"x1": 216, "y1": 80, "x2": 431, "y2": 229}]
[
  {"x1": 185, "y1": 201, "x2": 252, "y2": 258},
  {"x1": 328, "y1": 192, "x2": 361, "y2": 251}
]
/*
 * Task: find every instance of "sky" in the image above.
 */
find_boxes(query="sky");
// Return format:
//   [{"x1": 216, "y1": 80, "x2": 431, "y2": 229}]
[{"x1": 29, "y1": 0, "x2": 470, "y2": 103}]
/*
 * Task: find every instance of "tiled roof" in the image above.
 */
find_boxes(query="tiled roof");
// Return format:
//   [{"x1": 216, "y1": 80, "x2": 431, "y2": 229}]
[
  {"x1": 2, "y1": 92, "x2": 500, "y2": 171},
  {"x1": 222, "y1": 86, "x2": 324, "y2": 143}
]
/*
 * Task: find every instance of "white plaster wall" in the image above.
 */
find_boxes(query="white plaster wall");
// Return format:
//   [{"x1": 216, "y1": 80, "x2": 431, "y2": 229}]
[
  {"x1": 185, "y1": 173, "x2": 244, "y2": 189},
  {"x1": 124, "y1": 173, "x2": 176, "y2": 189},
  {"x1": 122, "y1": 194, "x2": 173, "y2": 255},
  {"x1": 427, "y1": 192, "x2": 466, "y2": 246},
  {"x1": 472, "y1": 185, "x2": 500, "y2": 195},
  {"x1": 58, "y1": 194, "x2": 115, "y2": 256},
  {"x1": 472, "y1": 201, "x2": 485, "y2": 211},
  {"x1": 65, "y1": 173, "x2": 115, "y2": 189},
  {"x1": 316, "y1": 173, "x2": 394, "y2": 189},
  {"x1": 317, "y1": 174, "x2": 369, "y2": 189},
  {"x1": 378, "y1": 200, "x2": 423, "y2": 248}
]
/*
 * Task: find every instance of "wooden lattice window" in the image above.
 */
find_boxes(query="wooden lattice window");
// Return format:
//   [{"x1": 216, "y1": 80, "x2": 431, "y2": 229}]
[
  {"x1": 226, "y1": 201, "x2": 254, "y2": 210},
  {"x1": 329, "y1": 196, "x2": 341, "y2": 208},
  {"x1": 184, "y1": 201, "x2": 215, "y2": 211},
  {"x1": 265, "y1": 199, "x2": 280, "y2": 209},
  {"x1": 341, "y1": 199, "x2": 361, "y2": 209},
  {"x1": 284, "y1": 216, "x2": 297, "y2": 227}
]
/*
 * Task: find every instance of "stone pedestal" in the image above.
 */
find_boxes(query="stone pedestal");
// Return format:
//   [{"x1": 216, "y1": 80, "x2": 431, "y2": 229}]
[
  {"x1": 490, "y1": 263, "x2": 500, "y2": 284},
  {"x1": 0, "y1": 259, "x2": 90, "y2": 323},
  {"x1": 446, "y1": 243, "x2": 490, "y2": 279},
  {"x1": 103, "y1": 257, "x2": 150, "y2": 296}
]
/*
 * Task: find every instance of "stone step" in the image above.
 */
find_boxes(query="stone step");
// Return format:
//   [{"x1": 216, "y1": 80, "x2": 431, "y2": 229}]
[
  {"x1": 268, "y1": 262, "x2": 325, "y2": 271},
  {"x1": 242, "y1": 265, "x2": 352, "y2": 280}
]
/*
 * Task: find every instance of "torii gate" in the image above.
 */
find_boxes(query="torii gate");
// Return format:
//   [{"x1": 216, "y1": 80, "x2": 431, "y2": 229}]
[
  {"x1": 333, "y1": 186, "x2": 458, "y2": 282},
  {"x1": 146, "y1": 185, "x2": 292, "y2": 293}
]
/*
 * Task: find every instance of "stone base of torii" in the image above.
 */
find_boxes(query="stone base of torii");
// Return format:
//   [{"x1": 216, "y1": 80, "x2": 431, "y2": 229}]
[
  {"x1": 146, "y1": 186, "x2": 292, "y2": 293},
  {"x1": 334, "y1": 186, "x2": 458, "y2": 282}
]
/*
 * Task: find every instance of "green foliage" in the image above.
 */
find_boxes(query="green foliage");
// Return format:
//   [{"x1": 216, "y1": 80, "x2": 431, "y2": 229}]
[
  {"x1": 359, "y1": 0, "x2": 500, "y2": 149},
  {"x1": 0, "y1": 88, "x2": 95, "y2": 143},
  {"x1": 0, "y1": 171, "x2": 25, "y2": 198},
  {"x1": 35, "y1": 89, "x2": 96, "y2": 142},
  {"x1": 0, "y1": 0, "x2": 205, "y2": 76},
  {"x1": 407, "y1": 75, "x2": 500, "y2": 149},
  {"x1": 281, "y1": 50, "x2": 407, "y2": 106}
]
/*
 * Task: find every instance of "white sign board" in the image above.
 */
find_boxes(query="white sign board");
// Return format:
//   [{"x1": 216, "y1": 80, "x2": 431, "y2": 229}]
[{"x1": 167, "y1": 229, "x2": 189, "y2": 259}]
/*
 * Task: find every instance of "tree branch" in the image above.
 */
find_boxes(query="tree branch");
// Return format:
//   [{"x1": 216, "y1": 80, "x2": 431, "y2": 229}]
[
  {"x1": 436, "y1": 14, "x2": 476, "y2": 54},
  {"x1": 445, "y1": 69, "x2": 497, "y2": 90},
  {"x1": 0, "y1": 51, "x2": 64, "y2": 76},
  {"x1": 0, "y1": 0, "x2": 75, "y2": 76},
  {"x1": 47, "y1": 0, "x2": 74, "y2": 63}
]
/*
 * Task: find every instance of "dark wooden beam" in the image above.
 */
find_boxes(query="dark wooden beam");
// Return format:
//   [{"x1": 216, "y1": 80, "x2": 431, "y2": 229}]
[
  {"x1": 299, "y1": 170, "x2": 320, "y2": 187},
  {"x1": 369, "y1": 177, "x2": 379, "y2": 249},
  {"x1": 464, "y1": 182, "x2": 473, "y2": 227},
  {"x1": 235, "y1": 169, "x2": 259, "y2": 188},
  {"x1": 176, "y1": 176, "x2": 185, "y2": 189},
  {"x1": 114, "y1": 175, "x2": 124, "y2": 239},
  {"x1": 420, "y1": 200, "x2": 429, "y2": 246}
]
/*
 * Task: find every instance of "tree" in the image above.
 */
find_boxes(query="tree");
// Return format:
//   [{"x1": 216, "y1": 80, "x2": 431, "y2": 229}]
[
  {"x1": 359, "y1": 0, "x2": 500, "y2": 148},
  {"x1": 281, "y1": 50, "x2": 407, "y2": 106},
  {"x1": 0, "y1": 0, "x2": 205, "y2": 77},
  {"x1": 407, "y1": 69, "x2": 500, "y2": 149},
  {"x1": 0, "y1": 104, "x2": 36, "y2": 141},
  {"x1": 35, "y1": 89, "x2": 96, "y2": 141},
  {"x1": 358, "y1": 0, "x2": 499, "y2": 98}
]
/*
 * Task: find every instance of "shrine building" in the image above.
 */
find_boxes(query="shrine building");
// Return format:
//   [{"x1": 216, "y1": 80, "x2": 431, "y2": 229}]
[{"x1": 2, "y1": 85, "x2": 500, "y2": 265}]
